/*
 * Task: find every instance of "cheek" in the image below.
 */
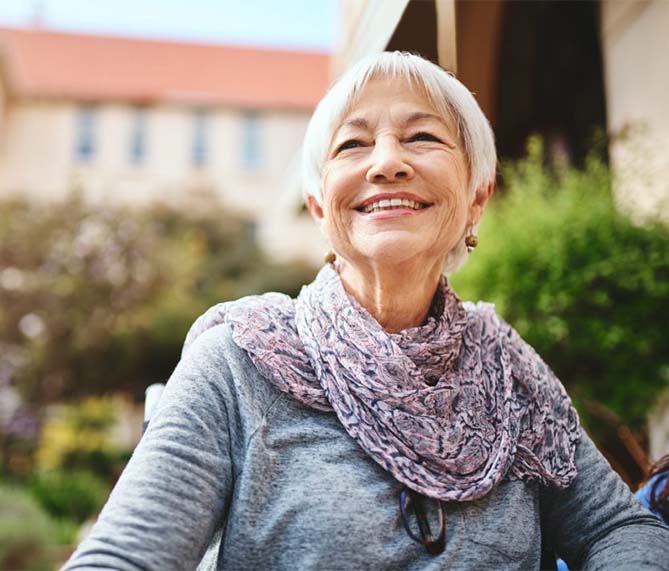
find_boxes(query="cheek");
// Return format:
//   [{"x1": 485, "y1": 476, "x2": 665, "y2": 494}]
[
  {"x1": 433, "y1": 183, "x2": 470, "y2": 247},
  {"x1": 437, "y1": 185, "x2": 467, "y2": 223},
  {"x1": 323, "y1": 166, "x2": 354, "y2": 208},
  {"x1": 319, "y1": 193, "x2": 355, "y2": 248},
  {"x1": 321, "y1": 167, "x2": 359, "y2": 232},
  {"x1": 444, "y1": 157, "x2": 469, "y2": 193},
  {"x1": 434, "y1": 157, "x2": 470, "y2": 217}
]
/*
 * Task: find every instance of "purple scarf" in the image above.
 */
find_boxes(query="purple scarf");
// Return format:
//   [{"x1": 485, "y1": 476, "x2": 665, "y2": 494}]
[{"x1": 184, "y1": 265, "x2": 580, "y2": 501}]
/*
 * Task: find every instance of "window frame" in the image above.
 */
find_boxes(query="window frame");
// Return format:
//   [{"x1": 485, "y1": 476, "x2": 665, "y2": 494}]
[
  {"x1": 74, "y1": 105, "x2": 96, "y2": 163},
  {"x1": 129, "y1": 107, "x2": 148, "y2": 166},
  {"x1": 191, "y1": 108, "x2": 209, "y2": 167},
  {"x1": 240, "y1": 111, "x2": 262, "y2": 170}
]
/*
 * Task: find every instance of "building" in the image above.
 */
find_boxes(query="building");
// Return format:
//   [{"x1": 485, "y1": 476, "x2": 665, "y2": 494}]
[
  {"x1": 0, "y1": 27, "x2": 331, "y2": 263},
  {"x1": 271, "y1": 0, "x2": 669, "y2": 266}
]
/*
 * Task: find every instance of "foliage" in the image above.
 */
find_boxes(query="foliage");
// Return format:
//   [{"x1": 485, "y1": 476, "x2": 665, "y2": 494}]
[
  {"x1": 35, "y1": 397, "x2": 128, "y2": 482},
  {"x1": 0, "y1": 192, "x2": 315, "y2": 478},
  {"x1": 0, "y1": 193, "x2": 316, "y2": 411},
  {"x1": 0, "y1": 484, "x2": 55, "y2": 570},
  {"x1": 452, "y1": 137, "x2": 669, "y2": 427},
  {"x1": 49, "y1": 515, "x2": 79, "y2": 547},
  {"x1": 28, "y1": 469, "x2": 108, "y2": 523}
]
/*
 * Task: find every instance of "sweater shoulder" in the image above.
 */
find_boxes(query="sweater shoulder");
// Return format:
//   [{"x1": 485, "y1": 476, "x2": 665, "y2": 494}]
[
  {"x1": 176, "y1": 319, "x2": 290, "y2": 454},
  {"x1": 183, "y1": 291, "x2": 293, "y2": 356}
]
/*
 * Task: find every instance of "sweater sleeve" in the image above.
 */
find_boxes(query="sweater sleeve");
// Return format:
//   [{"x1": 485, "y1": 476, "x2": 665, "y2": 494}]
[
  {"x1": 541, "y1": 429, "x2": 669, "y2": 570},
  {"x1": 62, "y1": 326, "x2": 238, "y2": 571}
]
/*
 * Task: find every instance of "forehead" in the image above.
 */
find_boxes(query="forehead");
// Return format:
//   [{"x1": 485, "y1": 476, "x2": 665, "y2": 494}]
[{"x1": 335, "y1": 76, "x2": 453, "y2": 132}]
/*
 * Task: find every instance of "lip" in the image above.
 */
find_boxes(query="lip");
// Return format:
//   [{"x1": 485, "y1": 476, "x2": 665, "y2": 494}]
[
  {"x1": 355, "y1": 192, "x2": 432, "y2": 211},
  {"x1": 358, "y1": 207, "x2": 429, "y2": 221}
]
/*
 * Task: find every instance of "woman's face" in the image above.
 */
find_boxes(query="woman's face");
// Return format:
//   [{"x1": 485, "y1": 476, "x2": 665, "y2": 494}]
[{"x1": 309, "y1": 77, "x2": 478, "y2": 270}]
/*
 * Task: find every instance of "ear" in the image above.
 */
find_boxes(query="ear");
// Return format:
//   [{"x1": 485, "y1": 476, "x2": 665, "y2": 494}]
[
  {"x1": 468, "y1": 181, "x2": 495, "y2": 227},
  {"x1": 306, "y1": 194, "x2": 325, "y2": 225}
]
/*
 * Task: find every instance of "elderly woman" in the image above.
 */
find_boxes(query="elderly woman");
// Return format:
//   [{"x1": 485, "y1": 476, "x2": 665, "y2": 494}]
[{"x1": 63, "y1": 52, "x2": 668, "y2": 571}]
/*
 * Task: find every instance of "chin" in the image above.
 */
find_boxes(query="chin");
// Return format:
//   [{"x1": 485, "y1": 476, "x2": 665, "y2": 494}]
[{"x1": 355, "y1": 234, "x2": 432, "y2": 265}]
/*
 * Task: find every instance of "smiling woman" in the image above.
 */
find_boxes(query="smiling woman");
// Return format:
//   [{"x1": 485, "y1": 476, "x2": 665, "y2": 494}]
[
  {"x1": 61, "y1": 52, "x2": 669, "y2": 571},
  {"x1": 305, "y1": 74, "x2": 490, "y2": 332}
]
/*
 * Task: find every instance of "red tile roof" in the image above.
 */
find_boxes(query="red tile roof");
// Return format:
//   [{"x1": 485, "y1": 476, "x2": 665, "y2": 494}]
[{"x1": 0, "y1": 27, "x2": 330, "y2": 109}]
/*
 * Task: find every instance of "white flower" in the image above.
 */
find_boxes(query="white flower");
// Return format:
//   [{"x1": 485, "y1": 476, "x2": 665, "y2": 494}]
[
  {"x1": 0, "y1": 267, "x2": 25, "y2": 291},
  {"x1": 19, "y1": 313, "x2": 45, "y2": 338}
]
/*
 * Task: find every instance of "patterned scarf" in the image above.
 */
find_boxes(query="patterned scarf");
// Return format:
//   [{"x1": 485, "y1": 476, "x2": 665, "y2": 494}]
[{"x1": 184, "y1": 265, "x2": 580, "y2": 501}]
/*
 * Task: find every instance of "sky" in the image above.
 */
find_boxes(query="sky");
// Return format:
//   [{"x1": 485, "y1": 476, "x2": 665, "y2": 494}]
[{"x1": 0, "y1": 0, "x2": 340, "y2": 52}]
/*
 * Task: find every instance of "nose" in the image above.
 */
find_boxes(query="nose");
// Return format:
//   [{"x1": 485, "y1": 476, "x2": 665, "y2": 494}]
[{"x1": 365, "y1": 137, "x2": 415, "y2": 184}]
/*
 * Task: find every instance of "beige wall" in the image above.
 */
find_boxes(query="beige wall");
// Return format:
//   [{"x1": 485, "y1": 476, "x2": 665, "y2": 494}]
[
  {"x1": 0, "y1": 76, "x2": 5, "y2": 150},
  {"x1": 601, "y1": 0, "x2": 669, "y2": 220},
  {"x1": 0, "y1": 102, "x2": 74, "y2": 196},
  {"x1": 0, "y1": 99, "x2": 311, "y2": 212},
  {"x1": 0, "y1": 97, "x2": 324, "y2": 263},
  {"x1": 586, "y1": 0, "x2": 669, "y2": 454}
]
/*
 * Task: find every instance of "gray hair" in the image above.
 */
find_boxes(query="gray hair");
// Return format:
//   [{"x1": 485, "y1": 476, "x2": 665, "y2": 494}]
[{"x1": 301, "y1": 51, "x2": 497, "y2": 274}]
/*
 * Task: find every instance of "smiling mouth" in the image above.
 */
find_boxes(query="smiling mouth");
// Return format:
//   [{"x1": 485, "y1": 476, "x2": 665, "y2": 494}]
[{"x1": 356, "y1": 197, "x2": 431, "y2": 214}]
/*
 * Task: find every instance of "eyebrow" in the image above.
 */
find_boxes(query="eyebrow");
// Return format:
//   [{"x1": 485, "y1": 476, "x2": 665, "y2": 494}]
[
  {"x1": 401, "y1": 112, "x2": 450, "y2": 128},
  {"x1": 340, "y1": 117, "x2": 369, "y2": 130},
  {"x1": 338, "y1": 112, "x2": 450, "y2": 132}
]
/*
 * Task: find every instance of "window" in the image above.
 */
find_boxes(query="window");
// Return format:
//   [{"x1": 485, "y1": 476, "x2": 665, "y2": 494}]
[
  {"x1": 129, "y1": 108, "x2": 147, "y2": 165},
  {"x1": 241, "y1": 112, "x2": 262, "y2": 169},
  {"x1": 192, "y1": 109, "x2": 209, "y2": 166},
  {"x1": 75, "y1": 106, "x2": 96, "y2": 162}
]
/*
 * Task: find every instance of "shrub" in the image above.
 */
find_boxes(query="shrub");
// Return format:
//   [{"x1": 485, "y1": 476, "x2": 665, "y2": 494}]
[
  {"x1": 1, "y1": 191, "x2": 316, "y2": 476},
  {"x1": 36, "y1": 397, "x2": 130, "y2": 482},
  {"x1": 28, "y1": 469, "x2": 108, "y2": 523},
  {"x1": 0, "y1": 193, "x2": 315, "y2": 407},
  {"x1": 0, "y1": 484, "x2": 54, "y2": 570},
  {"x1": 452, "y1": 137, "x2": 669, "y2": 427},
  {"x1": 50, "y1": 515, "x2": 79, "y2": 547}
]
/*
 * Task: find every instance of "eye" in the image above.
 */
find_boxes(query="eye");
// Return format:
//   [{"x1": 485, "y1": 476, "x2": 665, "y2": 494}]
[
  {"x1": 408, "y1": 132, "x2": 442, "y2": 143},
  {"x1": 335, "y1": 139, "x2": 364, "y2": 154}
]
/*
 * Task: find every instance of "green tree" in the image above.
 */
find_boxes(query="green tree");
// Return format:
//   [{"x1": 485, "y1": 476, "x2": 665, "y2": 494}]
[
  {"x1": 452, "y1": 137, "x2": 669, "y2": 428},
  {"x1": 0, "y1": 193, "x2": 316, "y2": 479},
  {"x1": 0, "y1": 194, "x2": 315, "y2": 408}
]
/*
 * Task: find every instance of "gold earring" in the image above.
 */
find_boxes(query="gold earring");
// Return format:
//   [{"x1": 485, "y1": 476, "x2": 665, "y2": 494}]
[
  {"x1": 465, "y1": 234, "x2": 478, "y2": 253},
  {"x1": 324, "y1": 250, "x2": 337, "y2": 264}
]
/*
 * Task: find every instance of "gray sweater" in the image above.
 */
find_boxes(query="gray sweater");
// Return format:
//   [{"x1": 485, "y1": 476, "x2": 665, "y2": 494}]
[{"x1": 63, "y1": 325, "x2": 669, "y2": 571}]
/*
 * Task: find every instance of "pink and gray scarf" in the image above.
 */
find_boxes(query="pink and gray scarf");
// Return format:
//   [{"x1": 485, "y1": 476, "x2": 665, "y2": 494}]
[{"x1": 184, "y1": 264, "x2": 580, "y2": 501}]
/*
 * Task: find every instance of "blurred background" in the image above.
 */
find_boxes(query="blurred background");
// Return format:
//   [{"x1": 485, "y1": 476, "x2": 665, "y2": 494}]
[{"x1": 1, "y1": 0, "x2": 668, "y2": 568}]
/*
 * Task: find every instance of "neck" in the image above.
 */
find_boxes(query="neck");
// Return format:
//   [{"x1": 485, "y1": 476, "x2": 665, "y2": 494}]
[{"x1": 336, "y1": 257, "x2": 445, "y2": 333}]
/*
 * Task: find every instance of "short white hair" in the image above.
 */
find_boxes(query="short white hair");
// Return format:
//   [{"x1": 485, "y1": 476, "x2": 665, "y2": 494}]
[{"x1": 301, "y1": 51, "x2": 497, "y2": 274}]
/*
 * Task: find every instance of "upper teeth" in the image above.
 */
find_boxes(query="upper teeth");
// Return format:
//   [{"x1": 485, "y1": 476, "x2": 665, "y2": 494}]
[{"x1": 362, "y1": 198, "x2": 425, "y2": 213}]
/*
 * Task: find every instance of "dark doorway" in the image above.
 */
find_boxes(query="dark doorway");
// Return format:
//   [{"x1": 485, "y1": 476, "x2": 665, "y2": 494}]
[
  {"x1": 495, "y1": 0, "x2": 608, "y2": 166},
  {"x1": 387, "y1": 0, "x2": 439, "y2": 64}
]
